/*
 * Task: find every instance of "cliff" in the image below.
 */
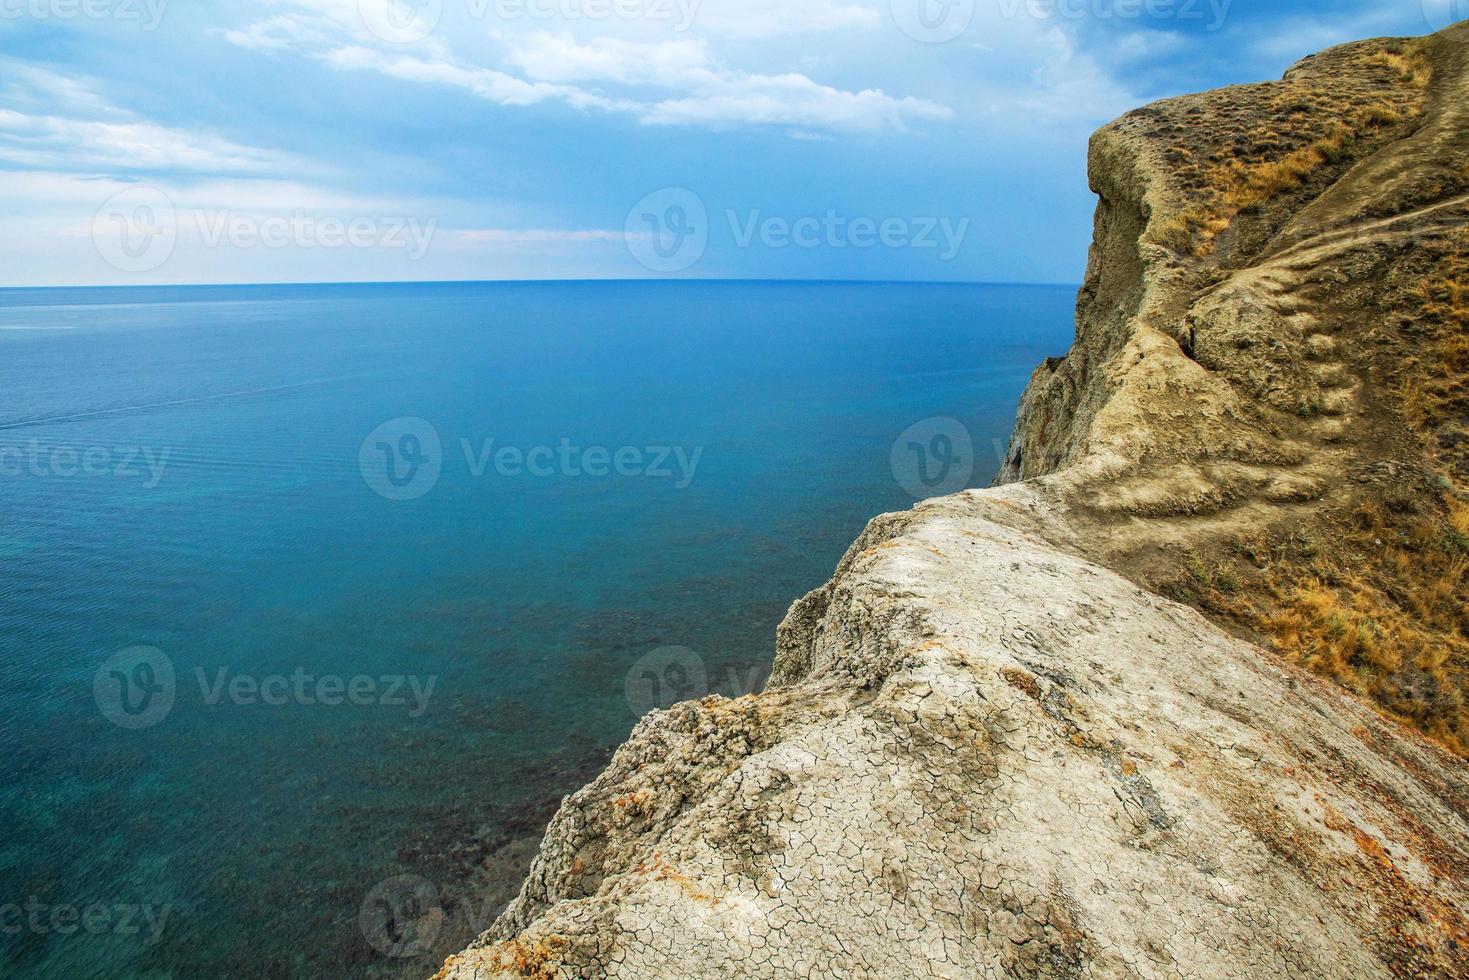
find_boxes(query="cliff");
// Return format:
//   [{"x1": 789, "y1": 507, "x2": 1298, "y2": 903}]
[
  {"x1": 435, "y1": 23, "x2": 1469, "y2": 979},
  {"x1": 998, "y1": 21, "x2": 1469, "y2": 754}
]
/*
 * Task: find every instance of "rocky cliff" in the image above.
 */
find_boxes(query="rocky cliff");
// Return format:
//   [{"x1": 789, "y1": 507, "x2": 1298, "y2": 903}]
[{"x1": 436, "y1": 23, "x2": 1469, "y2": 979}]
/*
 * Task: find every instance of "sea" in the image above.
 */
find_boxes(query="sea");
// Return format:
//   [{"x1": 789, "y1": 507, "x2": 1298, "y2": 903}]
[{"x1": 0, "y1": 280, "x2": 1074, "y2": 978}]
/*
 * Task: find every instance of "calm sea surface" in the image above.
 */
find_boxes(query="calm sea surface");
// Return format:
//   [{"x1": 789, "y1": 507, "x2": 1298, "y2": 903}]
[{"x1": 0, "y1": 280, "x2": 1074, "y2": 978}]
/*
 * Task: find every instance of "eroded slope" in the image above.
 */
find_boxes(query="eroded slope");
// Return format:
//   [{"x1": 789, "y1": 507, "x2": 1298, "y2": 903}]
[
  {"x1": 999, "y1": 25, "x2": 1469, "y2": 753},
  {"x1": 440, "y1": 489, "x2": 1468, "y2": 979}
]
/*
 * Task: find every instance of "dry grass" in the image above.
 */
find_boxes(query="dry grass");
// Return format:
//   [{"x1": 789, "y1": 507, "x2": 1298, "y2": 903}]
[
  {"x1": 1246, "y1": 500, "x2": 1469, "y2": 754},
  {"x1": 1150, "y1": 208, "x2": 1227, "y2": 257},
  {"x1": 1401, "y1": 225, "x2": 1469, "y2": 465},
  {"x1": 1216, "y1": 123, "x2": 1352, "y2": 212},
  {"x1": 1237, "y1": 190, "x2": 1469, "y2": 758},
  {"x1": 1139, "y1": 36, "x2": 1467, "y2": 751},
  {"x1": 1146, "y1": 41, "x2": 1432, "y2": 258},
  {"x1": 1369, "y1": 50, "x2": 1433, "y2": 89},
  {"x1": 1215, "y1": 224, "x2": 1469, "y2": 748},
  {"x1": 1451, "y1": 496, "x2": 1469, "y2": 538}
]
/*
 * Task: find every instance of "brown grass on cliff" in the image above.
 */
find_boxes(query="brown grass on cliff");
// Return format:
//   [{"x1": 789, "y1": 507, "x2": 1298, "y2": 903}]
[
  {"x1": 1161, "y1": 212, "x2": 1469, "y2": 751},
  {"x1": 1405, "y1": 225, "x2": 1469, "y2": 439},
  {"x1": 1169, "y1": 496, "x2": 1469, "y2": 755},
  {"x1": 1255, "y1": 501, "x2": 1469, "y2": 754},
  {"x1": 1145, "y1": 40, "x2": 1432, "y2": 258},
  {"x1": 1168, "y1": 219, "x2": 1469, "y2": 754},
  {"x1": 1368, "y1": 48, "x2": 1433, "y2": 88},
  {"x1": 1277, "y1": 224, "x2": 1469, "y2": 755}
]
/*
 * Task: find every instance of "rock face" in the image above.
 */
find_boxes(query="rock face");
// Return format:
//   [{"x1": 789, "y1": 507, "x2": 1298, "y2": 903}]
[
  {"x1": 437, "y1": 25, "x2": 1469, "y2": 980},
  {"x1": 996, "y1": 23, "x2": 1469, "y2": 750}
]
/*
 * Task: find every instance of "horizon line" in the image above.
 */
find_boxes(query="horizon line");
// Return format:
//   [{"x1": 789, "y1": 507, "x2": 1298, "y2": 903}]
[{"x1": 0, "y1": 276, "x2": 1084, "y2": 292}]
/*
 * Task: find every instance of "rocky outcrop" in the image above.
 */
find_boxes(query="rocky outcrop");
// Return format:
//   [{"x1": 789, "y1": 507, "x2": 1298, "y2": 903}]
[
  {"x1": 437, "y1": 23, "x2": 1469, "y2": 980},
  {"x1": 998, "y1": 23, "x2": 1469, "y2": 750}
]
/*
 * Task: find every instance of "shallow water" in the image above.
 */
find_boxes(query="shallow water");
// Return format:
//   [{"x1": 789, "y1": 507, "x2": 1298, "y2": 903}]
[{"x1": 0, "y1": 280, "x2": 1074, "y2": 978}]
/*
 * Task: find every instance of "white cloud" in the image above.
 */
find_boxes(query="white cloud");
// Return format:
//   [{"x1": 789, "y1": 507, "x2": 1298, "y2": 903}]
[
  {"x1": 0, "y1": 63, "x2": 296, "y2": 175},
  {"x1": 220, "y1": 14, "x2": 340, "y2": 52},
  {"x1": 505, "y1": 33, "x2": 950, "y2": 131},
  {"x1": 996, "y1": 26, "x2": 1140, "y2": 123},
  {"x1": 1106, "y1": 29, "x2": 1190, "y2": 64},
  {"x1": 643, "y1": 75, "x2": 952, "y2": 131},
  {"x1": 220, "y1": 2, "x2": 950, "y2": 134},
  {"x1": 506, "y1": 34, "x2": 715, "y2": 85},
  {"x1": 325, "y1": 45, "x2": 616, "y2": 108},
  {"x1": 0, "y1": 170, "x2": 638, "y2": 286}
]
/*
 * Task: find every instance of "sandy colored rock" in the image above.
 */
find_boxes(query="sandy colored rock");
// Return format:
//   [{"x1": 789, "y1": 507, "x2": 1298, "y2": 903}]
[{"x1": 440, "y1": 488, "x2": 1467, "y2": 979}]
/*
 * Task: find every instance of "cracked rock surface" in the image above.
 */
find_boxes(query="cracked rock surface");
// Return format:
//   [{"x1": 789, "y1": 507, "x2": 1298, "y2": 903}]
[{"x1": 437, "y1": 487, "x2": 1468, "y2": 979}]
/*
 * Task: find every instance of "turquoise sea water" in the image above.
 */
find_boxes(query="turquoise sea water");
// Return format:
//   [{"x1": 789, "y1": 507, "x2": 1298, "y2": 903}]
[{"x1": 0, "y1": 280, "x2": 1074, "y2": 978}]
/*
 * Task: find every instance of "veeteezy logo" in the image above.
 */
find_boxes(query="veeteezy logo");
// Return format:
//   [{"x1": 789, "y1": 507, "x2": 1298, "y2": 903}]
[
  {"x1": 93, "y1": 187, "x2": 177, "y2": 274},
  {"x1": 459, "y1": 438, "x2": 703, "y2": 487},
  {"x1": 359, "y1": 418, "x2": 704, "y2": 501},
  {"x1": 0, "y1": 898, "x2": 172, "y2": 944},
  {"x1": 92, "y1": 186, "x2": 438, "y2": 275},
  {"x1": 624, "y1": 646, "x2": 768, "y2": 718},
  {"x1": 890, "y1": 0, "x2": 975, "y2": 43},
  {"x1": 625, "y1": 188, "x2": 971, "y2": 273},
  {"x1": 0, "y1": 0, "x2": 169, "y2": 29},
  {"x1": 1422, "y1": 0, "x2": 1469, "y2": 30},
  {"x1": 93, "y1": 647, "x2": 437, "y2": 730},
  {"x1": 193, "y1": 211, "x2": 436, "y2": 260},
  {"x1": 995, "y1": 0, "x2": 1233, "y2": 29},
  {"x1": 356, "y1": 0, "x2": 699, "y2": 43},
  {"x1": 727, "y1": 210, "x2": 969, "y2": 260},
  {"x1": 358, "y1": 874, "x2": 522, "y2": 960},
  {"x1": 625, "y1": 188, "x2": 708, "y2": 273},
  {"x1": 891, "y1": 417, "x2": 975, "y2": 498},
  {"x1": 0, "y1": 441, "x2": 171, "y2": 488}
]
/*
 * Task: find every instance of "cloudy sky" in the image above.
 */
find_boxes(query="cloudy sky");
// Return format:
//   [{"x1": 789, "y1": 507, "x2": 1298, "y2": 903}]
[{"x1": 0, "y1": 0, "x2": 1453, "y2": 286}]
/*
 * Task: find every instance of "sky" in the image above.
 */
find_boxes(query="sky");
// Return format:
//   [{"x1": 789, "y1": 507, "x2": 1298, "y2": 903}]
[{"x1": 0, "y1": 0, "x2": 1457, "y2": 286}]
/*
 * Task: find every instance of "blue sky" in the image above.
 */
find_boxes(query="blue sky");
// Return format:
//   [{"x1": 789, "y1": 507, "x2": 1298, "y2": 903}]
[{"x1": 0, "y1": 0, "x2": 1454, "y2": 286}]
